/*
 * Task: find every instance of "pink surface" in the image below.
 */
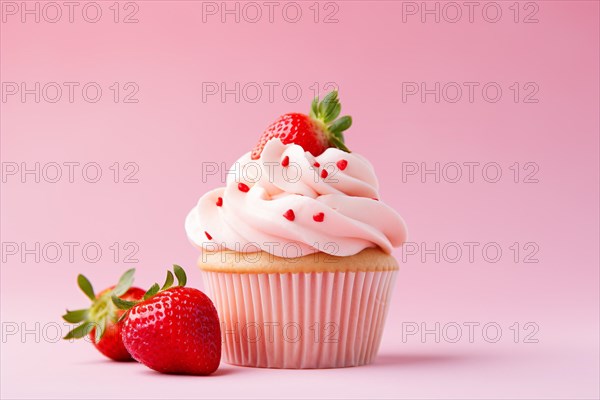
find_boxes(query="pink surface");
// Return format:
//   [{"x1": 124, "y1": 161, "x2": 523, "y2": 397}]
[{"x1": 1, "y1": 1, "x2": 599, "y2": 399}]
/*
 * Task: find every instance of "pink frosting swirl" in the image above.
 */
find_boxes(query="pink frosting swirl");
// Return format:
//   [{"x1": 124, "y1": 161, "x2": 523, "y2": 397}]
[{"x1": 185, "y1": 139, "x2": 407, "y2": 257}]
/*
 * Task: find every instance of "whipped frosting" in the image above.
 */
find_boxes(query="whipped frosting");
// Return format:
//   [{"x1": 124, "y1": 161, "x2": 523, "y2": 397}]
[{"x1": 185, "y1": 139, "x2": 407, "y2": 257}]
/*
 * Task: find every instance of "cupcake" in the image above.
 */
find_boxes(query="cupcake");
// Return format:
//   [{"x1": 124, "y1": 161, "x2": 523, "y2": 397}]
[{"x1": 185, "y1": 91, "x2": 407, "y2": 368}]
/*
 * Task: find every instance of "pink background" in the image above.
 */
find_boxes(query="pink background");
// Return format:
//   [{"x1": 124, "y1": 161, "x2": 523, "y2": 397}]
[{"x1": 1, "y1": 1, "x2": 598, "y2": 398}]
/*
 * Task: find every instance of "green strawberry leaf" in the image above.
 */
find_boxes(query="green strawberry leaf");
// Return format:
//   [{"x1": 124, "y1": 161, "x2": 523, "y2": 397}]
[
  {"x1": 111, "y1": 295, "x2": 138, "y2": 310},
  {"x1": 144, "y1": 283, "x2": 160, "y2": 300},
  {"x1": 323, "y1": 103, "x2": 341, "y2": 124},
  {"x1": 319, "y1": 90, "x2": 338, "y2": 117},
  {"x1": 94, "y1": 318, "x2": 107, "y2": 343},
  {"x1": 310, "y1": 96, "x2": 319, "y2": 119},
  {"x1": 328, "y1": 115, "x2": 352, "y2": 135},
  {"x1": 329, "y1": 135, "x2": 350, "y2": 153},
  {"x1": 161, "y1": 271, "x2": 174, "y2": 290},
  {"x1": 62, "y1": 309, "x2": 89, "y2": 323},
  {"x1": 173, "y1": 265, "x2": 187, "y2": 287},
  {"x1": 77, "y1": 274, "x2": 95, "y2": 301},
  {"x1": 64, "y1": 321, "x2": 94, "y2": 340},
  {"x1": 113, "y1": 268, "x2": 135, "y2": 296}
]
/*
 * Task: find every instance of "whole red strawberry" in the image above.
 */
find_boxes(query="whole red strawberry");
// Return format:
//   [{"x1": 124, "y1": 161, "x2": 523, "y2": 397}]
[
  {"x1": 113, "y1": 265, "x2": 221, "y2": 375},
  {"x1": 62, "y1": 269, "x2": 145, "y2": 361},
  {"x1": 251, "y1": 90, "x2": 352, "y2": 159}
]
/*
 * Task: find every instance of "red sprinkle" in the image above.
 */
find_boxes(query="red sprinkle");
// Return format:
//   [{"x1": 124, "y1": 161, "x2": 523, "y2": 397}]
[
  {"x1": 238, "y1": 183, "x2": 250, "y2": 192},
  {"x1": 281, "y1": 156, "x2": 290, "y2": 167},
  {"x1": 205, "y1": 231, "x2": 212, "y2": 240},
  {"x1": 337, "y1": 159, "x2": 348, "y2": 170},
  {"x1": 313, "y1": 212, "x2": 325, "y2": 222},
  {"x1": 313, "y1": 162, "x2": 320, "y2": 168},
  {"x1": 283, "y1": 209, "x2": 295, "y2": 221},
  {"x1": 216, "y1": 197, "x2": 223, "y2": 207},
  {"x1": 320, "y1": 169, "x2": 328, "y2": 179},
  {"x1": 372, "y1": 198, "x2": 379, "y2": 201}
]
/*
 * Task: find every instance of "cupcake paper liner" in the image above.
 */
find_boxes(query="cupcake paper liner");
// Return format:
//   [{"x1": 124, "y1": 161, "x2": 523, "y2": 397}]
[{"x1": 201, "y1": 269, "x2": 397, "y2": 369}]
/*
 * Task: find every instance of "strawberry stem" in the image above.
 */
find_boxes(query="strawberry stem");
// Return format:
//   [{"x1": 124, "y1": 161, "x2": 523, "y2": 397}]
[
  {"x1": 309, "y1": 90, "x2": 352, "y2": 153},
  {"x1": 64, "y1": 269, "x2": 138, "y2": 342},
  {"x1": 111, "y1": 265, "x2": 188, "y2": 312}
]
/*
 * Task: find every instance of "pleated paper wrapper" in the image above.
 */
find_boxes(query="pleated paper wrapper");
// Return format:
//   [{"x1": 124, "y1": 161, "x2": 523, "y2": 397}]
[{"x1": 201, "y1": 269, "x2": 397, "y2": 369}]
